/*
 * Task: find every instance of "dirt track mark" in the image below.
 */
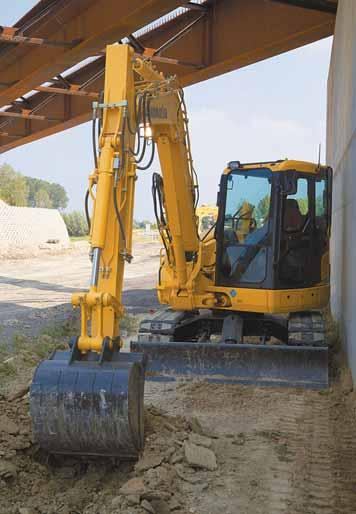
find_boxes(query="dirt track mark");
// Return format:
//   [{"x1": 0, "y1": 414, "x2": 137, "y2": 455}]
[{"x1": 145, "y1": 380, "x2": 356, "y2": 514}]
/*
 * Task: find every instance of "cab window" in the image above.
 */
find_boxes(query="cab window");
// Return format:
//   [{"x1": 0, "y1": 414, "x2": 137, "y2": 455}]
[{"x1": 221, "y1": 169, "x2": 272, "y2": 284}]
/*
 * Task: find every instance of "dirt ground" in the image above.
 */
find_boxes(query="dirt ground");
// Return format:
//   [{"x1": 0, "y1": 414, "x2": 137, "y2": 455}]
[
  {"x1": 0, "y1": 241, "x2": 161, "y2": 340},
  {"x1": 0, "y1": 243, "x2": 356, "y2": 514}
]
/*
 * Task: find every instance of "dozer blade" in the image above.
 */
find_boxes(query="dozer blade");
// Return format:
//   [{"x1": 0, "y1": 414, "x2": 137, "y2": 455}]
[
  {"x1": 130, "y1": 341, "x2": 328, "y2": 389},
  {"x1": 30, "y1": 339, "x2": 146, "y2": 458}
]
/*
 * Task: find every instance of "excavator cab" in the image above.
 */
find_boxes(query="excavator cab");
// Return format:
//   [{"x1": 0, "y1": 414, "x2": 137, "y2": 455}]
[{"x1": 216, "y1": 161, "x2": 332, "y2": 291}]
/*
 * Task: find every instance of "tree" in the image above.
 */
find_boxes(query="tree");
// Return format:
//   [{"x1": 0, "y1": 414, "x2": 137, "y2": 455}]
[
  {"x1": 47, "y1": 182, "x2": 68, "y2": 210},
  {"x1": 255, "y1": 195, "x2": 270, "y2": 226},
  {"x1": 0, "y1": 163, "x2": 28, "y2": 206},
  {"x1": 62, "y1": 211, "x2": 89, "y2": 237},
  {"x1": 0, "y1": 163, "x2": 69, "y2": 210},
  {"x1": 34, "y1": 189, "x2": 52, "y2": 208},
  {"x1": 297, "y1": 197, "x2": 308, "y2": 215},
  {"x1": 26, "y1": 176, "x2": 68, "y2": 210}
]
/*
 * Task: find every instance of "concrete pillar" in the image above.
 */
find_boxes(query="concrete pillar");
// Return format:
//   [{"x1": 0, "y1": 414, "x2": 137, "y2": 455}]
[{"x1": 327, "y1": 0, "x2": 356, "y2": 381}]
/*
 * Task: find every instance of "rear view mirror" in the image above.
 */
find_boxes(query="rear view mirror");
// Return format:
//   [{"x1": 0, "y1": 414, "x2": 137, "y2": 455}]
[{"x1": 281, "y1": 171, "x2": 298, "y2": 195}]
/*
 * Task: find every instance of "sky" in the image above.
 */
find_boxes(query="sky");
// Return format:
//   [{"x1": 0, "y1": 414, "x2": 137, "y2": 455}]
[{"x1": 0, "y1": 2, "x2": 333, "y2": 220}]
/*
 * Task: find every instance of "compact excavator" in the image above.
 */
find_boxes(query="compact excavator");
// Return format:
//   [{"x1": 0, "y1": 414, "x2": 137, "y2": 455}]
[{"x1": 29, "y1": 44, "x2": 332, "y2": 459}]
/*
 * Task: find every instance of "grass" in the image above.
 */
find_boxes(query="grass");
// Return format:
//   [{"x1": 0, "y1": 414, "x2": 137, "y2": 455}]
[
  {"x1": 70, "y1": 235, "x2": 89, "y2": 242},
  {"x1": 0, "y1": 312, "x2": 138, "y2": 392},
  {"x1": 0, "y1": 318, "x2": 78, "y2": 393}
]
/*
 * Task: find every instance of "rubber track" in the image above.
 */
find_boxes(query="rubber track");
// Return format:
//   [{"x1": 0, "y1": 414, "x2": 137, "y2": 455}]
[{"x1": 288, "y1": 311, "x2": 327, "y2": 347}]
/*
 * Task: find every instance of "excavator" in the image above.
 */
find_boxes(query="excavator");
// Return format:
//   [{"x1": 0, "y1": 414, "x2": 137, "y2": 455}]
[{"x1": 30, "y1": 44, "x2": 332, "y2": 459}]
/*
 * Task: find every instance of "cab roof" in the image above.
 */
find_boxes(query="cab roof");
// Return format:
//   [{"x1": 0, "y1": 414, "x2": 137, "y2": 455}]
[{"x1": 225, "y1": 159, "x2": 328, "y2": 175}]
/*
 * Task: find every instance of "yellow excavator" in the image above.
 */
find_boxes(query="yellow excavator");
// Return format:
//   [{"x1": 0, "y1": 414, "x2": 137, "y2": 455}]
[{"x1": 30, "y1": 44, "x2": 332, "y2": 458}]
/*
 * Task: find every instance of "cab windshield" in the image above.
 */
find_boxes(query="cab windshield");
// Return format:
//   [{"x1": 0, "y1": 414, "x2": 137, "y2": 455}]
[{"x1": 222, "y1": 169, "x2": 272, "y2": 284}]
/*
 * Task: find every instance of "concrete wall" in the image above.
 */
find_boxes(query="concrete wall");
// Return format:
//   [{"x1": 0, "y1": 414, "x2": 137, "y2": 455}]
[
  {"x1": 0, "y1": 199, "x2": 69, "y2": 248},
  {"x1": 327, "y1": 0, "x2": 356, "y2": 380}
]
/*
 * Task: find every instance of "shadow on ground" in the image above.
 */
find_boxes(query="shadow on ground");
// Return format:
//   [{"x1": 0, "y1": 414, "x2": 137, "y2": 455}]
[{"x1": 0, "y1": 288, "x2": 159, "y2": 341}]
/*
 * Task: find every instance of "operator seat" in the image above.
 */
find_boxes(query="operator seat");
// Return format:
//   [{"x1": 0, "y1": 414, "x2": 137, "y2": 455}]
[{"x1": 283, "y1": 199, "x2": 305, "y2": 232}]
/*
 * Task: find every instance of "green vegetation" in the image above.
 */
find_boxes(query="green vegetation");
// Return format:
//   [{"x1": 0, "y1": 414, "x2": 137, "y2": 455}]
[
  {"x1": 0, "y1": 163, "x2": 68, "y2": 210},
  {"x1": 133, "y1": 219, "x2": 157, "y2": 230},
  {"x1": 62, "y1": 210, "x2": 89, "y2": 237},
  {"x1": 255, "y1": 195, "x2": 270, "y2": 225}
]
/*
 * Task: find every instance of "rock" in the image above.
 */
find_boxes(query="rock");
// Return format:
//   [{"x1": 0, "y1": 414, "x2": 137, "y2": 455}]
[
  {"x1": 0, "y1": 414, "x2": 19, "y2": 435},
  {"x1": 184, "y1": 442, "x2": 217, "y2": 471},
  {"x1": 175, "y1": 465, "x2": 201, "y2": 484},
  {"x1": 169, "y1": 498, "x2": 182, "y2": 511},
  {"x1": 144, "y1": 464, "x2": 175, "y2": 491},
  {"x1": 188, "y1": 433, "x2": 212, "y2": 448},
  {"x1": 111, "y1": 496, "x2": 122, "y2": 509},
  {"x1": 141, "y1": 499, "x2": 156, "y2": 513},
  {"x1": 5, "y1": 434, "x2": 31, "y2": 451},
  {"x1": 119, "y1": 477, "x2": 146, "y2": 496},
  {"x1": 150, "y1": 499, "x2": 171, "y2": 514},
  {"x1": 190, "y1": 417, "x2": 204, "y2": 435},
  {"x1": 6, "y1": 384, "x2": 30, "y2": 402},
  {"x1": 136, "y1": 453, "x2": 164, "y2": 472},
  {"x1": 165, "y1": 447, "x2": 176, "y2": 460},
  {"x1": 163, "y1": 421, "x2": 177, "y2": 432},
  {"x1": 170, "y1": 452, "x2": 183, "y2": 465},
  {"x1": 127, "y1": 494, "x2": 141, "y2": 506},
  {"x1": 0, "y1": 460, "x2": 17, "y2": 480}
]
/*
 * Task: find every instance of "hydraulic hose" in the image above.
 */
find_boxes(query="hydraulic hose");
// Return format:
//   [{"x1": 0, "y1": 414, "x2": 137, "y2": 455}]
[{"x1": 84, "y1": 189, "x2": 91, "y2": 232}]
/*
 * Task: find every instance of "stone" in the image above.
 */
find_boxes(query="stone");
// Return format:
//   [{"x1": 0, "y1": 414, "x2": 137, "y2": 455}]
[
  {"x1": 170, "y1": 452, "x2": 183, "y2": 465},
  {"x1": 141, "y1": 499, "x2": 156, "y2": 513},
  {"x1": 119, "y1": 477, "x2": 146, "y2": 496},
  {"x1": 136, "y1": 453, "x2": 164, "y2": 473},
  {"x1": 184, "y1": 442, "x2": 217, "y2": 471},
  {"x1": 126, "y1": 494, "x2": 141, "y2": 506},
  {"x1": 144, "y1": 464, "x2": 175, "y2": 491},
  {"x1": 169, "y1": 498, "x2": 182, "y2": 511},
  {"x1": 0, "y1": 414, "x2": 19, "y2": 435},
  {"x1": 150, "y1": 499, "x2": 171, "y2": 514},
  {"x1": 175, "y1": 465, "x2": 201, "y2": 485},
  {"x1": 188, "y1": 433, "x2": 212, "y2": 448},
  {"x1": 163, "y1": 421, "x2": 177, "y2": 432},
  {"x1": 0, "y1": 460, "x2": 17, "y2": 480},
  {"x1": 190, "y1": 417, "x2": 204, "y2": 435},
  {"x1": 110, "y1": 496, "x2": 122, "y2": 509}
]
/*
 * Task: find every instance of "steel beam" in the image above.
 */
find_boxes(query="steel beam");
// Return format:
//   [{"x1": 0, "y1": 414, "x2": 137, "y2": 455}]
[
  {"x1": 0, "y1": 0, "x2": 183, "y2": 108},
  {"x1": 35, "y1": 85, "x2": 99, "y2": 98},
  {"x1": 271, "y1": 0, "x2": 337, "y2": 14},
  {"x1": 0, "y1": 0, "x2": 336, "y2": 153}
]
